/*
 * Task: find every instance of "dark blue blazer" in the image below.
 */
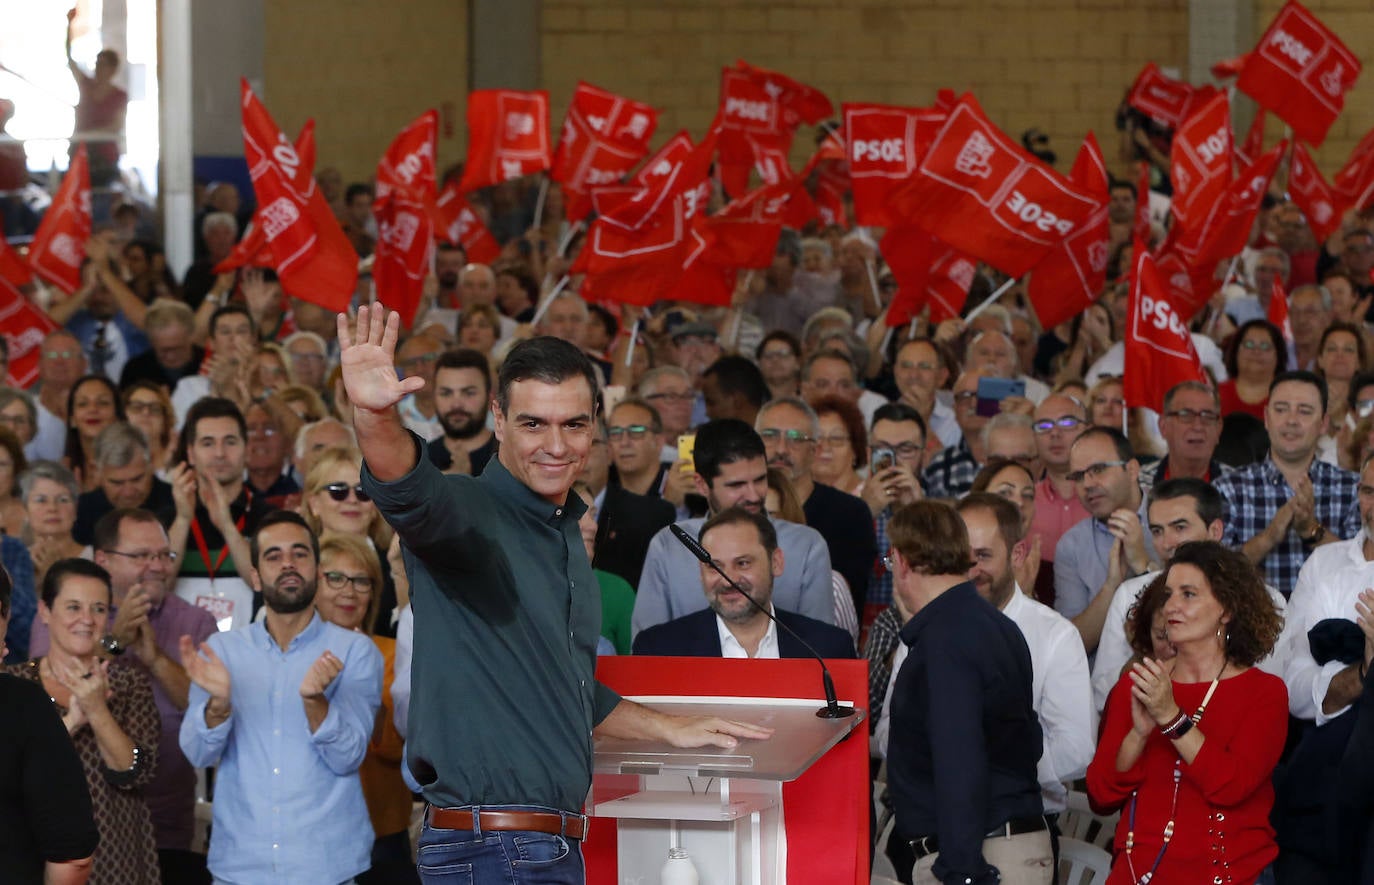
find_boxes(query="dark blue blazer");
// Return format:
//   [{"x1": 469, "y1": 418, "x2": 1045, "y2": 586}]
[{"x1": 632, "y1": 606, "x2": 857, "y2": 659}]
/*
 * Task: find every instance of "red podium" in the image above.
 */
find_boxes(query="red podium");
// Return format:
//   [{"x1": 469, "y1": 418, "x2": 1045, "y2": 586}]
[{"x1": 586, "y1": 657, "x2": 869, "y2": 885}]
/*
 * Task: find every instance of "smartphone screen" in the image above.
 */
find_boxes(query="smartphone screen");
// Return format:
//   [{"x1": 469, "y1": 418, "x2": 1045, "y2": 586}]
[{"x1": 976, "y1": 377, "x2": 1026, "y2": 418}]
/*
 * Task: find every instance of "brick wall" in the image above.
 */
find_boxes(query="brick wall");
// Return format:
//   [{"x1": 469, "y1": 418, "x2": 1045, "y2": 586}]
[{"x1": 262, "y1": 0, "x2": 470, "y2": 183}]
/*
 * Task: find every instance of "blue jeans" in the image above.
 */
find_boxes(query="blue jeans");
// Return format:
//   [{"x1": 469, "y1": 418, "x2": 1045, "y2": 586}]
[{"x1": 417, "y1": 806, "x2": 585, "y2": 884}]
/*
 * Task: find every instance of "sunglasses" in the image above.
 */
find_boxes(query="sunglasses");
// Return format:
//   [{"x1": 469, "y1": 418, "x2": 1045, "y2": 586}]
[{"x1": 323, "y1": 482, "x2": 370, "y2": 503}]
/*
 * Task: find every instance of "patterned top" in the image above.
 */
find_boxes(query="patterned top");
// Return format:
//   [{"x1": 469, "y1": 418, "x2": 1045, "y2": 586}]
[
  {"x1": 921, "y1": 437, "x2": 980, "y2": 500},
  {"x1": 863, "y1": 605, "x2": 903, "y2": 732},
  {"x1": 1214, "y1": 457, "x2": 1362, "y2": 598},
  {"x1": 3, "y1": 659, "x2": 160, "y2": 885}
]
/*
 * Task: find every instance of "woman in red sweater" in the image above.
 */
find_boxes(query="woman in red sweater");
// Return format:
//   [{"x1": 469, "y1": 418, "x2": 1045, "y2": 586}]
[{"x1": 1087, "y1": 541, "x2": 1286, "y2": 885}]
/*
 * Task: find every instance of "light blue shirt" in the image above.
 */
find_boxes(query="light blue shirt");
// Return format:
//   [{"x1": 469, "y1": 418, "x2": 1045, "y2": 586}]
[
  {"x1": 1052, "y1": 492, "x2": 1157, "y2": 621},
  {"x1": 180, "y1": 613, "x2": 382, "y2": 885}
]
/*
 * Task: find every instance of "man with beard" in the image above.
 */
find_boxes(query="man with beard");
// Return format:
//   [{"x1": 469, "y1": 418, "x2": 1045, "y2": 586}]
[
  {"x1": 632, "y1": 418, "x2": 835, "y2": 636},
  {"x1": 180, "y1": 510, "x2": 382, "y2": 885},
  {"x1": 425, "y1": 349, "x2": 496, "y2": 476},
  {"x1": 633, "y1": 507, "x2": 855, "y2": 658}
]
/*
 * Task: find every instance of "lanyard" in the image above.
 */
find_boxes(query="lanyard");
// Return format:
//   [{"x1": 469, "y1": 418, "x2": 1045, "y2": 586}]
[{"x1": 190, "y1": 488, "x2": 250, "y2": 584}]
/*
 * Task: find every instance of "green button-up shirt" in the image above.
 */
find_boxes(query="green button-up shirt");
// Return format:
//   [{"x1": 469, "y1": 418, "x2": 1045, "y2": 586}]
[{"x1": 363, "y1": 433, "x2": 620, "y2": 812}]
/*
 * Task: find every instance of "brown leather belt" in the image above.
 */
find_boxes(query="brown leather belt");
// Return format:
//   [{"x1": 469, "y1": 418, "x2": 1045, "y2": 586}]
[
  {"x1": 426, "y1": 806, "x2": 588, "y2": 840},
  {"x1": 909, "y1": 815, "x2": 1048, "y2": 859}
]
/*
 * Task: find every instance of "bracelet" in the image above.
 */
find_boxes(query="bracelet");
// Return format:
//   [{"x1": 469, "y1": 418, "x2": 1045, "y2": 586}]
[
  {"x1": 1164, "y1": 717, "x2": 1195, "y2": 741},
  {"x1": 102, "y1": 745, "x2": 145, "y2": 787},
  {"x1": 1158, "y1": 711, "x2": 1188, "y2": 736}
]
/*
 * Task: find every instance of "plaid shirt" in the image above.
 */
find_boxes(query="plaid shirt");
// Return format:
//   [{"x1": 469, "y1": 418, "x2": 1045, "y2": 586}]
[
  {"x1": 922, "y1": 437, "x2": 980, "y2": 500},
  {"x1": 862, "y1": 605, "x2": 903, "y2": 732},
  {"x1": 1214, "y1": 456, "x2": 1361, "y2": 598}
]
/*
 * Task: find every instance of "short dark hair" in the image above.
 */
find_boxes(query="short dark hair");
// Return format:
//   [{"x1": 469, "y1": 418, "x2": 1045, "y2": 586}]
[
  {"x1": 497, "y1": 266, "x2": 541, "y2": 304},
  {"x1": 250, "y1": 510, "x2": 319, "y2": 570},
  {"x1": 209, "y1": 304, "x2": 256, "y2": 340},
  {"x1": 435, "y1": 348, "x2": 492, "y2": 397},
  {"x1": 970, "y1": 458, "x2": 1036, "y2": 497},
  {"x1": 1129, "y1": 541, "x2": 1282, "y2": 666},
  {"x1": 92, "y1": 508, "x2": 163, "y2": 553},
  {"x1": 703, "y1": 356, "x2": 769, "y2": 411},
  {"x1": 756, "y1": 330, "x2": 801, "y2": 362},
  {"x1": 1148, "y1": 478, "x2": 1224, "y2": 526},
  {"x1": 693, "y1": 419, "x2": 766, "y2": 484},
  {"x1": 587, "y1": 303, "x2": 618, "y2": 341},
  {"x1": 956, "y1": 491, "x2": 1025, "y2": 547},
  {"x1": 41, "y1": 558, "x2": 112, "y2": 607},
  {"x1": 1072, "y1": 425, "x2": 1134, "y2": 462},
  {"x1": 699, "y1": 506, "x2": 778, "y2": 558},
  {"x1": 1268, "y1": 369, "x2": 1328, "y2": 415},
  {"x1": 870, "y1": 402, "x2": 927, "y2": 444},
  {"x1": 1224, "y1": 319, "x2": 1288, "y2": 379},
  {"x1": 888, "y1": 500, "x2": 972, "y2": 577},
  {"x1": 495, "y1": 336, "x2": 599, "y2": 416},
  {"x1": 344, "y1": 182, "x2": 373, "y2": 203},
  {"x1": 176, "y1": 397, "x2": 247, "y2": 465}
]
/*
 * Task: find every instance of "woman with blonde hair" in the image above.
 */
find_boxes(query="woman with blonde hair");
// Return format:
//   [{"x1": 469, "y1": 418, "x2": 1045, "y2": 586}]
[{"x1": 119, "y1": 382, "x2": 175, "y2": 473}]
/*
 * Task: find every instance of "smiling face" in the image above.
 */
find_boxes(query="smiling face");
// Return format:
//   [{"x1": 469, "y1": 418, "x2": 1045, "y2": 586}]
[
  {"x1": 984, "y1": 464, "x2": 1036, "y2": 534},
  {"x1": 40, "y1": 574, "x2": 110, "y2": 658},
  {"x1": 308, "y1": 461, "x2": 375, "y2": 535},
  {"x1": 70, "y1": 379, "x2": 117, "y2": 442},
  {"x1": 697, "y1": 456, "x2": 769, "y2": 515},
  {"x1": 1236, "y1": 326, "x2": 1279, "y2": 381},
  {"x1": 961, "y1": 505, "x2": 1017, "y2": 608},
  {"x1": 315, "y1": 548, "x2": 373, "y2": 632},
  {"x1": 493, "y1": 377, "x2": 596, "y2": 506},
  {"x1": 698, "y1": 519, "x2": 783, "y2": 624},
  {"x1": 1264, "y1": 379, "x2": 1326, "y2": 463}
]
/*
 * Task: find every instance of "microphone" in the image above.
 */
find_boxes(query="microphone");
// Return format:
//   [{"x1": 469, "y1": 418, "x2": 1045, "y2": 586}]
[{"x1": 670, "y1": 523, "x2": 856, "y2": 720}]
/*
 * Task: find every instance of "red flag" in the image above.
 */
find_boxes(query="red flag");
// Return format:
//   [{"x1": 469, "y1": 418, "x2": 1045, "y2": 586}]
[
  {"x1": 1170, "y1": 92, "x2": 1233, "y2": 230},
  {"x1": 717, "y1": 62, "x2": 830, "y2": 195},
  {"x1": 843, "y1": 102, "x2": 946, "y2": 227},
  {"x1": 433, "y1": 183, "x2": 501, "y2": 265},
  {"x1": 1288, "y1": 143, "x2": 1342, "y2": 242},
  {"x1": 704, "y1": 178, "x2": 815, "y2": 269},
  {"x1": 373, "y1": 111, "x2": 439, "y2": 325},
  {"x1": 1334, "y1": 127, "x2": 1374, "y2": 213},
  {"x1": 631, "y1": 131, "x2": 694, "y2": 187},
  {"x1": 27, "y1": 145, "x2": 90, "y2": 294},
  {"x1": 1212, "y1": 53, "x2": 1251, "y2": 80},
  {"x1": 667, "y1": 219, "x2": 736, "y2": 308},
  {"x1": 1236, "y1": 0, "x2": 1361, "y2": 147},
  {"x1": 1124, "y1": 247, "x2": 1207, "y2": 412},
  {"x1": 1268, "y1": 277, "x2": 1292, "y2": 341},
  {"x1": 1153, "y1": 246, "x2": 1217, "y2": 322},
  {"x1": 572, "y1": 198, "x2": 692, "y2": 307},
  {"x1": 1178, "y1": 140, "x2": 1287, "y2": 269},
  {"x1": 734, "y1": 60, "x2": 833, "y2": 129},
  {"x1": 880, "y1": 228, "x2": 973, "y2": 327},
  {"x1": 240, "y1": 80, "x2": 357, "y2": 312},
  {"x1": 1237, "y1": 109, "x2": 1266, "y2": 168},
  {"x1": 801, "y1": 129, "x2": 849, "y2": 228},
  {"x1": 1126, "y1": 63, "x2": 1201, "y2": 129},
  {"x1": 0, "y1": 229, "x2": 33, "y2": 288},
  {"x1": 1026, "y1": 133, "x2": 1110, "y2": 329},
  {"x1": 1133, "y1": 162, "x2": 1153, "y2": 246},
  {"x1": 592, "y1": 124, "x2": 718, "y2": 233},
  {"x1": 215, "y1": 120, "x2": 317, "y2": 274},
  {"x1": 887, "y1": 94, "x2": 1097, "y2": 277},
  {"x1": 457, "y1": 90, "x2": 552, "y2": 193},
  {"x1": 552, "y1": 82, "x2": 658, "y2": 221},
  {"x1": 0, "y1": 281, "x2": 58, "y2": 388}
]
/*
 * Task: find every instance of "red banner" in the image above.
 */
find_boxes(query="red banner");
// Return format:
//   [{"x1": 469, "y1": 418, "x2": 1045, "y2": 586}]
[
  {"x1": 1170, "y1": 92, "x2": 1232, "y2": 230},
  {"x1": 1127, "y1": 63, "x2": 1210, "y2": 129},
  {"x1": 458, "y1": 89, "x2": 552, "y2": 193},
  {"x1": 1124, "y1": 246, "x2": 1207, "y2": 412},
  {"x1": 717, "y1": 62, "x2": 830, "y2": 196},
  {"x1": 843, "y1": 102, "x2": 946, "y2": 227},
  {"x1": 1237, "y1": 108, "x2": 1266, "y2": 168},
  {"x1": 1333, "y1": 127, "x2": 1374, "y2": 213},
  {"x1": 1212, "y1": 53, "x2": 1251, "y2": 80},
  {"x1": 573, "y1": 196, "x2": 692, "y2": 307},
  {"x1": 888, "y1": 94, "x2": 1097, "y2": 277},
  {"x1": 880, "y1": 227, "x2": 973, "y2": 327},
  {"x1": 1153, "y1": 247, "x2": 1216, "y2": 322},
  {"x1": 0, "y1": 228, "x2": 32, "y2": 288},
  {"x1": 1175, "y1": 140, "x2": 1287, "y2": 270},
  {"x1": 1288, "y1": 142, "x2": 1342, "y2": 243},
  {"x1": 433, "y1": 183, "x2": 501, "y2": 265},
  {"x1": 240, "y1": 79, "x2": 357, "y2": 312},
  {"x1": 1268, "y1": 278, "x2": 1291, "y2": 341},
  {"x1": 705, "y1": 178, "x2": 815, "y2": 269},
  {"x1": 216, "y1": 121, "x2": 317, "y2": 274},
  {"x1": 1236, "y1": 0, "x2": 1361, "y2": 147},
  {"x1": 0, "y1": 280, "x2": 57, "y2": 387},
  {"x1": 27, "y1": 144, "x2": 90, "y2": 294},
  {"x1": 553, "y1": 82, "x2": 659, "y2": 221},
  {"x1": 374, "y1": 111, "x2": 439, "y2": 325},
  {"x1": 1134, "y1": 162, "x2": 1153, "y2": 246},
  {"x1": 1026, "y1": 132, "x2": 1110, "y2": 329}
]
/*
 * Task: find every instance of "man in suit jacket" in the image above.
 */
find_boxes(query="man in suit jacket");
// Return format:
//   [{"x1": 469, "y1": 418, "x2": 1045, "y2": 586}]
[{"x1": 633, "y1": 506, "x2": 856, "y2": 659}]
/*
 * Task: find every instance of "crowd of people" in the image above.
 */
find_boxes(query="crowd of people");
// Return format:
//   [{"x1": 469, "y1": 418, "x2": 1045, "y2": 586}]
[{"x1": 3, "y1": 82, "x2": 1374, "y2": 885}]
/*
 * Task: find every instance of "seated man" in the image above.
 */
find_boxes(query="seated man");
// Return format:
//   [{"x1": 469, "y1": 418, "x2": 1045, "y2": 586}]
[
  {"x1": 633, "y1": 507, "x2": 856, "y2": 659},
  {"x1": 73, "y1": 421, "x2": 179, "y2": 545}
]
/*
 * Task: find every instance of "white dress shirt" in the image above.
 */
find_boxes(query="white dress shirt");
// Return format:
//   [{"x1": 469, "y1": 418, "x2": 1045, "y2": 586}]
[
  {"x1": 717, "y1": 607, "x2": 780, "y2": 659},
  {"x1": 1093, "y1": 570, "x2": 1290, "y2": 714},
  {"x1": 1282, "y1": 532, "x2": 1374, "y2": 724}
]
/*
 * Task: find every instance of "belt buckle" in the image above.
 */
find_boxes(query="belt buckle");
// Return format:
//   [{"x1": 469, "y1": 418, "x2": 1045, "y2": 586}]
[
  {"x1": 909, "y1": 835, "x2": 936, "y2": 858},
  {"x1": 567, "y1": 812, "x2": 589, "y2": 841}
]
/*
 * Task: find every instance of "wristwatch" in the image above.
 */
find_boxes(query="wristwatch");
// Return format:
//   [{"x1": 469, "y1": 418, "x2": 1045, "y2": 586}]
[
  {"x1": 1302, "y1": 523, "x2": 1325, "y2": 545},
  {"x1": 100, "y1": 634, "x2": 126, "y2": 656}
]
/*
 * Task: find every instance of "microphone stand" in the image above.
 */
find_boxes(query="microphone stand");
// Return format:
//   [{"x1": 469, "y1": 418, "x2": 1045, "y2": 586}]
[{"x1": 670, "y1": 524, "x2": 856, "y2": 719}]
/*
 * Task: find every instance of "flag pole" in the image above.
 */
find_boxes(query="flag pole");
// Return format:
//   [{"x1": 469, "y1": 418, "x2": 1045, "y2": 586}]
[
  {"x1": 963, "y1": 276, "x2": 1018, "y2": 323},
  {"x1": 532, "y1": 176, "x2": 550, "y2": 230},
  {"x1": 624, "y1": 318, "x2": 640, "y2": 367},
  {"x1": 864, "y1": 258, "x2": 883, "y2": 313},
  {"x1": 881, "y1": 326, "x2": 895, "y2": 358},
  {"x1": 530, "y1": 273, "x2": 570, "y2": 326},
  {"x1": 556, "y1": 220, "x2": 584, "y2": 257}
]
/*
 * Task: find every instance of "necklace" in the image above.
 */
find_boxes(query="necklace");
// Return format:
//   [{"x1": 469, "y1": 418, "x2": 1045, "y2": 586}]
[{"x1": 1123, "y1": 659, "x2": 1227, "y2": 885}]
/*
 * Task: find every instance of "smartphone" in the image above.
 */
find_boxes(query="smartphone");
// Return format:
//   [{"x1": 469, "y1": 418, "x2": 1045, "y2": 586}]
[
  {"x1": 677, "y1": 433, "x2": 696, "y2": 474},
  {"x1": 976, "y1": 377, "x2": 1026, "y2": 417},
  {"x1": 871, "y1": 447, "x2": 895, "y2": 474}
]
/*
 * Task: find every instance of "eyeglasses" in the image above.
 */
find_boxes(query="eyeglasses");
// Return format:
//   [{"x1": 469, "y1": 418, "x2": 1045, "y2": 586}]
[
  {"x1": 759, "y1": 350, "x2": 796, "y2": 361},
  {"x1": 397, "y1": 353, "x2": 439, "y2": 370},
  {"x1": 815, "y1": 433, "x2": 851, "y2": 447},
  {"x1": 758, "y1": 428, "x2": 814, "y2": 447},
  {"x1": 105, "y1": 549, "x2": 177, "y2": 566},
  {"x1": 125, "y1": 400, "x2": 162, "y2": 416},
  {"x1": 0, "y1": 414, "x2": 30, "y2": 428},
  {"x1": 1065, "y1": 460, "x2": 1127, "y2": 483},
  {"x1": 872, "y1": 441, "x2": 922, "y2": 457},
  {"x1": 1163, "y1": 408, "x2": 1220, "y2": 425},
  {"x1": 323, "y1": 482, "x2": 371, "y2": 502},
  {"x1": 1358, "y1": 398, "x2": 1374, "y2": 418},
  {"x1": 645, "y1": 392, "x2": 694, "y2": 404},
  {"x1": 322, "y1": 571, "x2": 374, "y2": 592},
  {"x1": 607, "y1": 424, "x2": 652, "y2": 440},
  {"x1": 1241, "y1": 339, "x2": 1275, "y2": 352},
  {"x1": 290, "y1": 352, "x2": 325, "y2": 363},
  {"x1": 42, "y1": 350, "x2": 80, "y2": 360},
  {"x1": 1033, "y1": 416, "x2": 1085, "y2": 434},
  {"x1": 246, "y1": 423, "x2": 277, "y2": 437},
  {"x1": 29, "y1": 493, "x2": 74, "y2": 506}
]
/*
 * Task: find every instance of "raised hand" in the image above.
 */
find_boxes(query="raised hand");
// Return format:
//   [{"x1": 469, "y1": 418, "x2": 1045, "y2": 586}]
[
  {"x1": 169, "y1": 462, "x2": 197, "y2": 520},
  {"x1": 1129, "y1": 656, "x2": 1180, "y2": 725},
  {"x1": 300, "y1": 650, "x2": 344, "y2": 699},
  {"x1": 180, "y1": 635, "x2": 232, "y2": 706},
  {"x1": 338, "y1": 305, "x2": 425, "y2": 412}
]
